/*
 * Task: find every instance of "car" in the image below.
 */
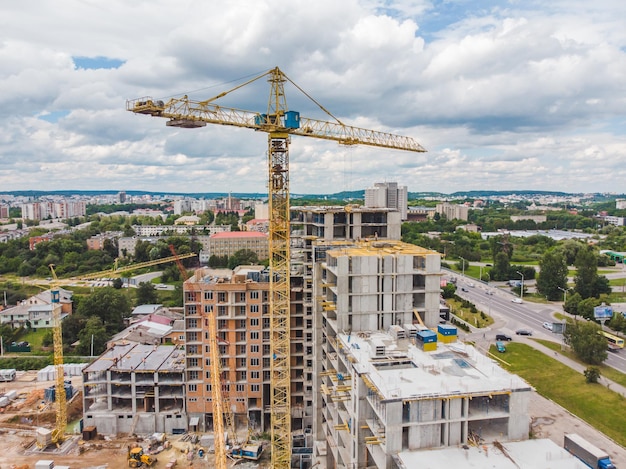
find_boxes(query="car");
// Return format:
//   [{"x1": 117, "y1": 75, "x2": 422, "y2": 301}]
[
  {"x1": 495, "y1": 341, "x2": 506, "y2": 353},
  {"x1": 543, "y1": 322, "x2": 553, "y2": 331},
  {"x1": 511, "y1": 297, "x2": 523, "y2": 304},
  {"x1": 516, "y1": 329, "x2": 532, "y2": 336},
  {"x1": 467, "y1": 283, "x2": 475, "y2": 287},
  {"x1": 495, "y1": 334, "x2": 512, "y2": 341},
  {"x1": 461, "y1": 287, "x2": 468, "y2": 292}
]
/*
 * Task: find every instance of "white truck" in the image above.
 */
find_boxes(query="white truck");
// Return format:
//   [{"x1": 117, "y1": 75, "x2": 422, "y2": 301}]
[{"x1": 564, "y1": 434, "x2": 616, "y2": 469}]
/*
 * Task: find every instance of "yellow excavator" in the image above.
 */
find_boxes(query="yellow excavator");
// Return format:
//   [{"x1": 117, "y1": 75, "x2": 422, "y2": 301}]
[{"x1": 128, "y1": 446, "x2": 158, "y2": 468}]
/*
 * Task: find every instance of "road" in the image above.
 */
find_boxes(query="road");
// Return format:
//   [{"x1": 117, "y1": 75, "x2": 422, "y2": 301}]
[{"x1": 453, "y1": 275, "x2": 626, "y2": 374}]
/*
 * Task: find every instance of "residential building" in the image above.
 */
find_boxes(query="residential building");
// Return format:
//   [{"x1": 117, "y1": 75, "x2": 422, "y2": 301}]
[
  {"x1": 289, "y1": 205, "x2": 404, "y2": 452},
  {"x1": 604, "y1": 215, "x2": 625, "y2": 226},
  {"x1": 365, "y1": 182, "x2": 408, "y2": 220},
  {"x1": 435, "y1": 202, "x2": 469, "y2": 221},
  {"x1": 0, "y1": 289, "x2": 72, "y2": 330},
  {"x1": 182, "y1": 266, "x2": 269, "y2": 432},
  {"x1": 207, "y1": 231, "x2": 269, "y2": 260},
  {"x1": 312, "y1": 240, "x2": 532, "y2": 469}
]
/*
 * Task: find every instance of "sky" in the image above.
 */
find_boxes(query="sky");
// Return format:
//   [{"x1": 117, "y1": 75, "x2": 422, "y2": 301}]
[{"x1": 1, "y1": 0, "x2": 625, "y2": 196}]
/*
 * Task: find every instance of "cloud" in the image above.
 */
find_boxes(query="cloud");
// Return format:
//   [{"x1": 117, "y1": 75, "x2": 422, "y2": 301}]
[{"x1": 0, "y1": 0, "x2": 624, "y2": 195}]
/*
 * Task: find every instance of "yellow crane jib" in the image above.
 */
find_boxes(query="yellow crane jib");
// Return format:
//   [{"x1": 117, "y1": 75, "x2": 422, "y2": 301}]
[{"x1": 128, "y1": 66, "x2": 425, "y2": 469}]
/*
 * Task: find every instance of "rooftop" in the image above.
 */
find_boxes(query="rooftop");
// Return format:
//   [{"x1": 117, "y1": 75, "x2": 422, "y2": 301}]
[
  {"x1": 84, "y1": 343, "x2": 185, "y2": 373},
  {"x1": 395, "y1": 439, "x2": 588, "y2": 469},
  {"x1": 338, "y1": 330, "x2": 531, "y2": 401},
  {"x1": 326, "y1": 239, "x2": 439, "y2": 258},
  {"x1": 210, "y1": 231, "x2": 267, "y2": 239}
]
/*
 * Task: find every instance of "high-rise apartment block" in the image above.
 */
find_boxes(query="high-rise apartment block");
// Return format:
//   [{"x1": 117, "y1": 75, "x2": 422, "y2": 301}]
[
  {"x1": 183, "y1": 266, "x2": 270, "y2": 432},
  {"x1": 312, "y1": 240, "x2": 532, "y2": 468},
  {"x1": 365, "y1": 182, "x2": 408, "y2": 220}
]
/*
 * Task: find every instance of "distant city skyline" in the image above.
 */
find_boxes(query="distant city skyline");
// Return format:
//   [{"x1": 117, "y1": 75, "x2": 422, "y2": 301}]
[{"x1": 1, "y1": 1, "x2": 625, "y2": 194}]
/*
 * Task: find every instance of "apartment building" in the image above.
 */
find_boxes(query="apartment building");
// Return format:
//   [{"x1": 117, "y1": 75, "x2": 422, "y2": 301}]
[
  {"x1": 312, "y1": 240, "x2": 532, "y2": 469},
  {"x1": 435, "y1": 202, "x2": 469, "y2": 221},
  {"x1": 207, "y1": 231, "x2": 269, "y2": 260},
  {"x1": 365, "y1": 182, "x2": 408, "y2": 220},
  {"x1": 289, "y1": 205, "x2": 403, "y2": 450},
  {"x1": 183, "y1": 266, "x2": 270, "y2": 433}
]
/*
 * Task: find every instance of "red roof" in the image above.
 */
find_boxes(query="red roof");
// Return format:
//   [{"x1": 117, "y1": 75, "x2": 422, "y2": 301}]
[{"x1": 210, "y1": 231, "x2": 268, "y2": 239}]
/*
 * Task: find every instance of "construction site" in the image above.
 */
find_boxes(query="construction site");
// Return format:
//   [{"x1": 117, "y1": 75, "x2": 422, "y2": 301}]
[{"x1": 0, "y1": 67, "x2": 623, "y2": 468}]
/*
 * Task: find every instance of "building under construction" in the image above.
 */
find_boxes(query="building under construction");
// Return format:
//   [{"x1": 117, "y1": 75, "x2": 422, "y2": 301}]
[
  {"x1": 312, "y1": 239, "x2": 532, "y2": 468},
  {"x1": 82, "y1": 343, "x2": 187, "y2": 435}
]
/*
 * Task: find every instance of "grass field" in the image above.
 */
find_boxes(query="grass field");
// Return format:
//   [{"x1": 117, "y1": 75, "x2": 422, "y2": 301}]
[
  {"x1": 492, "y1": 342, "x2": 626, "y2": 447},
  {"x1": 447, "y1": 298, "x2": 494, "y2": 328}
]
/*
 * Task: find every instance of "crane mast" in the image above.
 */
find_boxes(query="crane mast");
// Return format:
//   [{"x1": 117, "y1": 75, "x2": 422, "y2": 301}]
[
  {"x1": 128, "y1": 67, "x2": 425, "y2": 468},
  {"x1": 266, "y1": 70, "x2": 292, "y2": 469},
  {"x1": 207, "y1": 307, "x2": 227, "y2": 469},
  {"x1": 49, "y1": 264, "x2": 66, "y2": 445}
]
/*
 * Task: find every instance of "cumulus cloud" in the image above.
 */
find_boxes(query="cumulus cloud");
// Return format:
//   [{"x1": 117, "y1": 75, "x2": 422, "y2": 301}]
[{"x1": 0, "y1": 0, "x2": 624, "y2": 194}]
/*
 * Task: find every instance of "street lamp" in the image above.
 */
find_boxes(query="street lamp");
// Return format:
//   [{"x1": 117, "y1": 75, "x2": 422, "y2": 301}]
[
  {"x1": 459, "y1": 256, "x2": 466, "y2": 277},
  {"x1": 558, "y1": 286, "x2": 567, "y2": 304},
  {"x1": 516, "y1": 270, "x2": 524, "y2": 300}
]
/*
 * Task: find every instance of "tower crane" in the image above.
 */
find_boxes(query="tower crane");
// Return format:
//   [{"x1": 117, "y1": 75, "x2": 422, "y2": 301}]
[
  {"x1": 127, "y1": 66, "x2": 425, "y2": 468},
  {"x1": 48, "y1": 264, "x2": 67, "y2": 447}
]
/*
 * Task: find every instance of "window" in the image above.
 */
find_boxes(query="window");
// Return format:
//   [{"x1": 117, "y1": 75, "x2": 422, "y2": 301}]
[
  {"x1": 188, "y1": 358, "x2": 198, "y2": 368},
  {"x1": 218, "y1": 292, "x2": 227, "y2": 303},
  {"x1": 188, "y1": 371, "x2": 198, "y2": 380},
  {"x1": 250, "y1": 331, "x2": 259, "y2": 340},
  {"x1": 188, "y1": 384, "x2": 197, "y2": 392},
  {"x1": 250, "y1": 304, "x2": 259, "y2": 313},
  {"x1": 236, "y1": 384, "x2": 245, "y2": 392},
  {"x1": 204, "y1": 291, "x2": 213, "y2": 300},
  {"x1": 250, "y1": 318, "x2": 259, "y2": 327},
  {"x1": 250, "y1": 291, "x2": 259, "y2": 300},
  {"x1": 251, "y1": 384, "x2": 260, "y2": 392},
  {"x1": 250, "y1": 345, "x2": 259, "y2": 353},
  {"x1": 251, "y1": 358, "x2": 260, "y2": 366},
  {"x1": 251, "y1": 371, "x2": 260, "y2": 379},
  {"x1": 218, "y1": 306, "x2": 227, "y2": 316},
  {"x1": 204, "y1": 304, "x2": 214, "y2": 313},
  {"x1": 187, "y1": 318, "x2": 198, "y2": 329}
]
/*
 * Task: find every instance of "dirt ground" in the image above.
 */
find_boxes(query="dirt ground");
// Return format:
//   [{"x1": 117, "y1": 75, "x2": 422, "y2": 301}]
[{"x1": 0, "y1": 371, "x2": 623, "y2": 468}]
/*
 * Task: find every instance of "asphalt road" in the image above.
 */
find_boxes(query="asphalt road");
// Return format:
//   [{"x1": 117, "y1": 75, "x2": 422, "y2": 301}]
[{"x1": 453, "y1": 275, "x2": 626, "y2": 374}]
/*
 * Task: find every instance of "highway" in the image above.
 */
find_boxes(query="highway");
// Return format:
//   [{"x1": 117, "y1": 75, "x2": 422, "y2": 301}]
[{"x1": 452, "y1": 275, "x2": 626, "y2": 374}]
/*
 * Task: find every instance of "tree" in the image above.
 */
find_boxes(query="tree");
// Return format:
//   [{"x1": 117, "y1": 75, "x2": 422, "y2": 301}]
[
  {"x1": 489, "y1": 252, "x2": 511, "y2": 281},
  {"x1": 136, "y1": 282, "x2": 159, "y2": 305},
  {"x1": 227, "y1": 249, "x2": 259, "y2": 269},
  {"x1": 564, "y1": 292, "x2": 582, "y2": 316},
  {"x1": 76, "y1": 287, "x2": 131, "y2": 334},
  {"x1": 112, "y1": 277, "x2": 124, "y2": 289},
  {"x1": 584, "y1": 366, "x2": 601, "y2": 384},
  {"x1": 76, "y1": 316, "x2": 108, "y2": 356},
  {"x1": 573, "y1": 246, "x2": 610, "y2": 299},
  {"x1": 537, "y1": 250, "x2": 568, "y2": 300},
  {"x1": 563, "y1": 320, "x2": 607, "y2": 365},
  {"x1": 441, "y1": 283, "x2": 456, "y2": 299}
]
